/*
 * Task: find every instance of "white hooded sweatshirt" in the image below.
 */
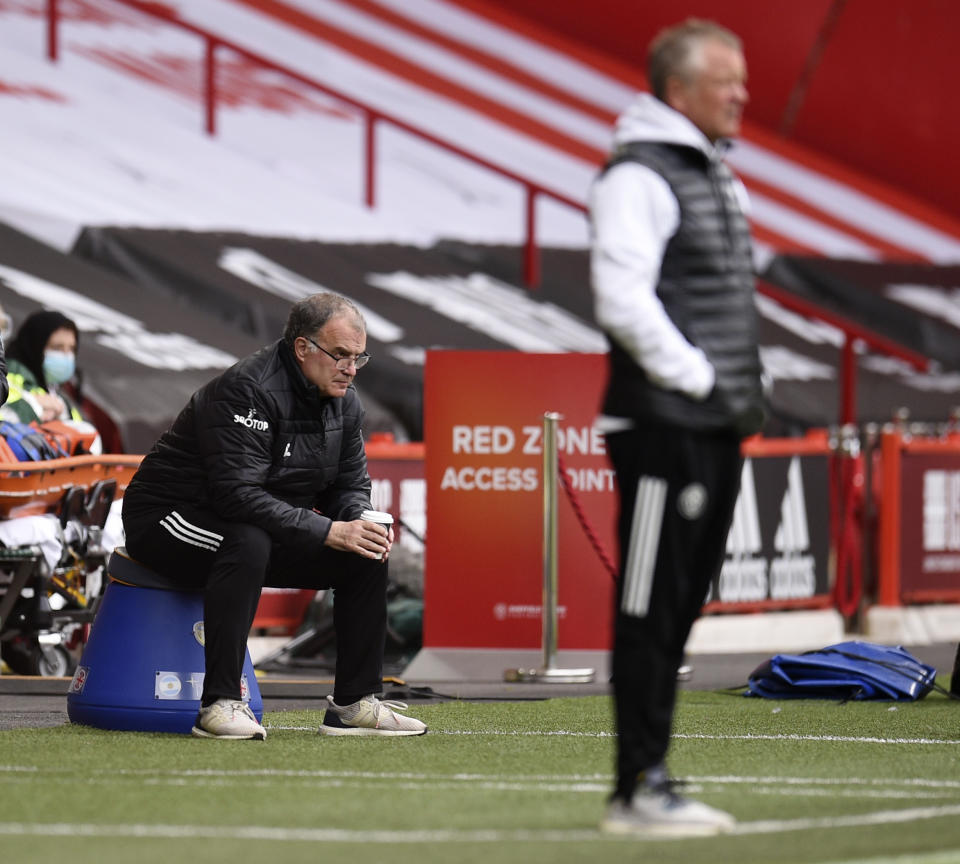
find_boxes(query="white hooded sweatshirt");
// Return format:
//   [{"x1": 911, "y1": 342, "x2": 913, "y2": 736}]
[{"x1": 590, "y1": 93, "x2": 751, "y2": 418}]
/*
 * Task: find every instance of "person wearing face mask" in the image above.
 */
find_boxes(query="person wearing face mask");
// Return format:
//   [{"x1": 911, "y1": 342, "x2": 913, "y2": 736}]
[{"x1": 4, "y1": 310, "x2": 84, "y2": 426}]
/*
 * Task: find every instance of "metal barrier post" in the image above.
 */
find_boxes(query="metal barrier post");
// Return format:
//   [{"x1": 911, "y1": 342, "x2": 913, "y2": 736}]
[
  {"x1": 47, "y1": 0, "x2": 59, "y2": 62},
  {"x1": 505, "y1": 412, "x2": 594, "y2": 683},
  {"x1": 204, "y1": 37, "x2": 218, "y2": 136},
  {"x1": 523, "y1": 186, "x2": 540, "y2": 288},
  {"x1": 364, "y1": 114, "x2": 377, "y2": 208}
]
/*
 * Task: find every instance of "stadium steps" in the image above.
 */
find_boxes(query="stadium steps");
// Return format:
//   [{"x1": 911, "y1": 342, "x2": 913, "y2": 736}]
[{"x1": 216, "y1": 0, "x2": 960, "y2": 262}]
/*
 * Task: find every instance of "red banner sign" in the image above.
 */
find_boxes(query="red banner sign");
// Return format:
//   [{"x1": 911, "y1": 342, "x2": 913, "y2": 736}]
[
  {"x1": 893, "y1": 445, "x2": 960, "y2": 601},
  {"x1": 424, "y1": 352, "x2": 616, "y2": 650}
]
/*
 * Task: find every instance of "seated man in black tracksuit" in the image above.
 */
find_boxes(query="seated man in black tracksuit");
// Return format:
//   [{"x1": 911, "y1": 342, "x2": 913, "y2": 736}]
[{"x1": 122, "y1": 292, "x2": 426, "y2": 740}]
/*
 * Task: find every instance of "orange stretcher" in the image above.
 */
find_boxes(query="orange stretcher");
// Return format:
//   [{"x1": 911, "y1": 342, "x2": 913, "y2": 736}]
[{"x1": 0, "y1": 454, "x2": 143, "y2": 520}]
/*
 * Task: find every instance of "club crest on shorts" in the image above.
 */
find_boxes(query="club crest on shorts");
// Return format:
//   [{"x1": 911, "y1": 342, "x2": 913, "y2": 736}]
[
  {"x1": 193, "y1": 621, "x2": 205, "y2": 646},
  {"x1": 678, "y1": 482, "x2": 707, "y2": 519}
]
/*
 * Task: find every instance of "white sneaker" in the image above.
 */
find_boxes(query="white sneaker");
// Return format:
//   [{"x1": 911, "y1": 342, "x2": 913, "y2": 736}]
[
  {"x1": 319, "y1": 695, "x2": 427, "y2": 737},
  {"x1": 191, "y1": 699, "x2": 266, "y2": 740},
  {"x1": 600, "y1": 787, "x2": 735, "y2": 837}
]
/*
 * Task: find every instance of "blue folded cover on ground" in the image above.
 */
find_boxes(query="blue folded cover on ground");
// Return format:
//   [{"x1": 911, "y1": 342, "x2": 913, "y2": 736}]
[{"x1": 745, "y1": 641, "x2": 937, "y2": 701}]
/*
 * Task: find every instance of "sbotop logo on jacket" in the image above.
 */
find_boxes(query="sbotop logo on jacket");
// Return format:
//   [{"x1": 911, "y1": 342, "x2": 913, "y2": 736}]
[{"x1": 233, "y1": 408, "x2": 269, "y2": 431}]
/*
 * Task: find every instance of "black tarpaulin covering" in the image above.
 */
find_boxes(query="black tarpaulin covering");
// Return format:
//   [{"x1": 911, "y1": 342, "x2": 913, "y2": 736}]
[{"x1": 72, "y1": 228, "x2": 960, "y2": 437}]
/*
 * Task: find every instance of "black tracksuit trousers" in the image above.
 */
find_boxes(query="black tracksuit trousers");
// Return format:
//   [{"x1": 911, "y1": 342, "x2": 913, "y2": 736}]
[
  {"x1": 123, "y1": 503, "x2": 387, "y2": 707},
  {"x1": 605, "y1": 422, "x2": 742, "y2": 801}
]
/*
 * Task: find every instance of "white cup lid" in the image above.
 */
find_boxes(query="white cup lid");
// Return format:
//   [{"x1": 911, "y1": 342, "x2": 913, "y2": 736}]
[{"x1": 361, "y1": 509, "x2": 394, "y2": 524}]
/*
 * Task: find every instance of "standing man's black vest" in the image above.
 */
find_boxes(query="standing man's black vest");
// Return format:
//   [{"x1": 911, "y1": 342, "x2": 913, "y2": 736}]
[{"x1": 600, "y1": 141, "x2": 765, "y2": 438}]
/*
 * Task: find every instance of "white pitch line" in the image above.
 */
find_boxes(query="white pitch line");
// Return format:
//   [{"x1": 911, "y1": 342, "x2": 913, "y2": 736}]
[
  {"x1": 265, "y1": 724, "x2": 614, "y2": 735},
  {"x1": 0, "y1": 775, "x2": 610, "y2": 794},
  {"x1": 4, "y1": 765, "x2": 960, "y2": 803},
  {"x1": 732, "y1": 786, "x2": 949, "y2": 802},
  {"x1": 677, "y1": 733, "x2": 960, "y2": 745},
  {"x1": 3, "y1": 803, "x2": 960, "y2": 844},
  {"x1": 266, "y1": 726, "x2": 960, "y2": 744},
  {"x1": 696, "y1": 775, "x2": 960, "y2": 790},
  {"x1": 0, "y1": 765, "x2": 609, "y2": 781},
  {"x1": 5, "y1": 765, "x2": 960, "y2": 791},
  {"x1": 3, "y1": 775, "x2": 949, "y2": 801},
  {"x1": 733, "y1": 803, "x2": 960, "y2": 836},
  {"x1": 0, "y1": 822, "x2": 599, "y2": 843},
  {"x1": 819, "y1": 851, "x2": 960, "y2": 864}
]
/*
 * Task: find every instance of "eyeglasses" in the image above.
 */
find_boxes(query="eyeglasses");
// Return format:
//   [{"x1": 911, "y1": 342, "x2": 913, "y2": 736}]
[{"x1": 304, "y1": 336, "x2": 371, "y2": 371}]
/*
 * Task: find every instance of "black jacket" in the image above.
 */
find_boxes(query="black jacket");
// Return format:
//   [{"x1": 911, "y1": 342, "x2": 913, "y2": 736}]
[{"x1": 123, "y1": 340, "x2": 371, "y2": 553}]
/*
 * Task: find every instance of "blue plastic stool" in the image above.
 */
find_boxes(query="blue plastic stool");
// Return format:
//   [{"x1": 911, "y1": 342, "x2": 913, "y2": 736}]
[{"x1": 66, "y1": 547, "x2": 263, "y2": 734}]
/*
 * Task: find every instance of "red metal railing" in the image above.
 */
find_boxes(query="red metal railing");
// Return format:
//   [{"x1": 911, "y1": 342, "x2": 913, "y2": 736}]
[
  {"x1": 756, "y1": 279, "x2": 930, "y2": 425},
  {"x1": 44, "y1": 0, "x2": 582, "y2": 287}
]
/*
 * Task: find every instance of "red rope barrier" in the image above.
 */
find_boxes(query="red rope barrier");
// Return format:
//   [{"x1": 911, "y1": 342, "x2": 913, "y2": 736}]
[
  {"x1": 555, "y1": 452, "x2": 619, "y2": 582},
  {"x1": 833, "y1": 453, "x2": 864, "y2": 618}
]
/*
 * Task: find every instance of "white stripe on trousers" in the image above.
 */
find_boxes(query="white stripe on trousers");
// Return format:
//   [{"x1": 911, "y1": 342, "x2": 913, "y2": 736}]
[
  {"x1": 159, "y1": 510, "x2": 224, "y2": 552},
  {"x1": 168, "y1": 511, "x2": 224, "y2": 542},
  {"x1": 620, "y1": 475, "x2": 667, "y2": 618}
]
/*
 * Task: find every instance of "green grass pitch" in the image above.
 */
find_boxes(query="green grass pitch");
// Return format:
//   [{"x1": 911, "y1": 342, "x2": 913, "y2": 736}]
[{"x1": 3, "y1": 687, "x2": 960, "y2": 864}]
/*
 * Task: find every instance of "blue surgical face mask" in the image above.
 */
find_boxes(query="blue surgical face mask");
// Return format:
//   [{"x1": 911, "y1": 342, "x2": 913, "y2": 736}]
[{"x1": 43, "y1": 350, "x2": 76, "y2": 385}]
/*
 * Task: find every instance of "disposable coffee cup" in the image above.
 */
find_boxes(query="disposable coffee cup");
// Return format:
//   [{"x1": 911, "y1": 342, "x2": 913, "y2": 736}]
[{"x1": 361, "y1": 509, "x2": 393, "y2": 559}]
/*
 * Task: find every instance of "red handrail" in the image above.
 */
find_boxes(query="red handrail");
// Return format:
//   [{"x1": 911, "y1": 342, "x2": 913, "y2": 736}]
[
  {"x1": 45, "y1": 0, "x2": 584, "y2": 287},
  {"x1": 756, "y1": 278, "x2": 930, "y2": 425}
]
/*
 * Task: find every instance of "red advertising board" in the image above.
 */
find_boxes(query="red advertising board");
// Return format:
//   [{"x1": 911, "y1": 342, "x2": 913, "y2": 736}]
[
  {"x1": 901, "y1": 451, "x2": 960, "y2": 598},
  {"x1": 423, "y1": 351, "x2": 617, "y2": 650},
  {"x1": 878, "y1": 432, "x2": 960, "y2": 603}
]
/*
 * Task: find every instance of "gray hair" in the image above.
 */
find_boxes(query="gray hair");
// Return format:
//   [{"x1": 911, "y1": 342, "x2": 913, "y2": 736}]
[
  {"x1": 647, "y1": 19, "x2": 742, "y2": 100},
  {"x1": 282, "y1": 293, "x2": 365, "y2": 347}
]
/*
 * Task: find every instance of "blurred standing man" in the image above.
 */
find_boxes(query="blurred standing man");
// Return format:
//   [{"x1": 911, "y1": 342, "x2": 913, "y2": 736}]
[
  {"x1": 590, "y1": 19, "x2": 765, "y2": 836},
  {"x1": 123, "y1": 293, "x2": 426, "y2": 740}
]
